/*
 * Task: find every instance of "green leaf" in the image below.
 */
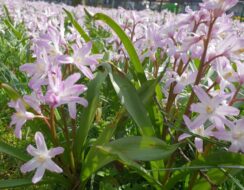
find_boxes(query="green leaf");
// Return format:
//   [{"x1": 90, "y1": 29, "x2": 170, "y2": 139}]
[
  {"x1": 75, "y1": 71, "x2": 108, "y2": 161},
  {"x1": 192, "y1": 151, "x2": 244, "y2": 166},
  {"x1": 81, "y1": 149, "x2": 115, "y2": 182},
  {"x1": 93, "y1": 13, "x2": 146, "y2": 84},
  {"x1": 81, "y1": 66, "x2": 162, "y2": 182},
  {"x1": 138, "y1": 79, "x2": 157, "y2": 106},
  {"x1": 0, "y1": 179, "x2": 33, "y2": 188},
  {"x1": 109, "y1": 69, "x2": 155, "y2": 136},
  {"x1": 63, "y1": 8, "x2": 91, "y2": 43},
  {"x1": 81, "y1": 108, "x2": 125, "y2": 182},
  {"x1": 3, "y1": 5, "x2": 12, "y2": 23},
  {"x1": 98, "y1": 136, "x2": 178, "y2": 161},
  {"x1": 0, "y1": 141, "x2": 29, "y2": 161},
  {"x1": 0, "y1": 83, "x2": 21, "y2": 100},
  {"x1": 0, "y1": 176, "x2": 69, "y2": 189},
  {"x1": 99, "y1": 143, "x2": 163, "y2": 190}
]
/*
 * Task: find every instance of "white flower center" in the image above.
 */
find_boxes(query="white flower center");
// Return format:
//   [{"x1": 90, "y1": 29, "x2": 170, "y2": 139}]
[
  {"x1": 232, "y1": 131, "x2": 244, "y2": 140},
  {"x1": 224, "y1": 71, "x2": 233, "y2": 79},
  {"x1": 16, "y1": 112, "x2": 26, "y2": 119},
  {"x1": 36, "y1": 154, "x2": 48, "y2": 163},
  {"x1": 206, "y1": 106, "x2": 214, "y2": 114},
  {"x1": 194, "y1": 127, "x2": 205, "y2": 136}
]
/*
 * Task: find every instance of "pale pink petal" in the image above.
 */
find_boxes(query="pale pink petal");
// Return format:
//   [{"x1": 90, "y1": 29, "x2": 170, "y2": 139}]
[
  {"x1": 190, "y1": 115, "x2": 207, "y2": 129},
  {"x1": 35, "y1": 132, "x2": 47, "y2": 152},
  {"x1": 217, "y1": 105, "x2": 239, "y2": 116},
  {"x1": 210, "y1": 115, "x2": 225, "y2": 130},
  {"x1": 68, "y1": 102, "x2": 77, "y2": 119},
  {"x1": 20, "y1": 159, "x2": 39, "y2": 173},
  {"x1": 64, "y1": 73, "x2": 81, "y2": 87},
  {"x1": 193, "y1": 86, "x2": 211, "y2": 103},
  {"x1": 32, "y1": 166, "x2": 45, "y2": 184},
  {"x1": 57, "y1": 55, "x2": 73, "y2": 64},
  {"x1": 27, "y1": 145, "x2": 39, "y2": 157},
  {"x1": 213, "y1": 131, "x2": 231, "y2": 140},
  {"x1": 178, "y1": 133, "x2": 191, "y2": 141},
  {"x1": 48, "y1": 147, "x2": 64, "y2": 157},
  {"x1": 194, "y1": 138, "x2": 203, "y2": 152},
  {"x1": 173, "y1": 83, "x2": 184, "y2": 94},
  {"x1": 191, "y1": 103, "x2": 207, "y2": 114},
  {"x1": 228, "y1": 143, "x2": 239, "y2": 153},
  {"x1": 77, "y1": 97, "x2": 88, "y2": 107},
  {"x1": 79, "y1": 42, "x2": 92, "y2": 56},
  {"x1": 183, "y1": 115, "x2": 192, "y2": 130},
  {"x1": 78, "y1": 65, "x2": 94, "y2": 79},
  {"x1": 44, "y1": 159, "x2": 63, "y2": 173}
]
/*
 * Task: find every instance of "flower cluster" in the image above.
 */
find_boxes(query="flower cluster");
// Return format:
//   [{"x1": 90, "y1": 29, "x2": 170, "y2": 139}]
[
  {"x1": 4, "y1": 2, "x2": 102, "y2": 182},
  {"x1": 1, "y1": 0, "x2": 243, "y2": 187}
]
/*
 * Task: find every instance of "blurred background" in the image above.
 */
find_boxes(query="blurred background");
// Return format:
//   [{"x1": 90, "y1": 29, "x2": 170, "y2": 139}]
[{"x1": 32, "y1": 0, "x2": 244, "y2": 17}]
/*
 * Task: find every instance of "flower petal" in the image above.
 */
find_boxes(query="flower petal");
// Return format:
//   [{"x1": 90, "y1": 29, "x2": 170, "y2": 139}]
[
  {"x1": 32, "y1": 166, "x2": 45, "y2": 184},
  {"x1": 44, "y1": 159, "x2": 63, "y2": 173},
  {"x1": 20, "y1": 159, "x2": 39, "y2": 173},
  {"x1": 48, "y1": 147, "x2": 64, "y2": 157},
  {"x1": 194, "y1": 138, "x2": 203, "y2": 152},
  {"x1": 193, "y1": 86, "x2": 211, "y2": 103},
  {"x1": 35, "y1": 132, "x2": 47, "y2": 152}
]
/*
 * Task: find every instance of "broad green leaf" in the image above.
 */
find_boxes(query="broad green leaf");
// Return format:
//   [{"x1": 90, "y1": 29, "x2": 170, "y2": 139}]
[
  {"x1": 63, "y1": 8, "x2": 90, "y2": 42},
  {"x1": 75, "y1": 71, "x2": 108, "y2": 161},
  {"x1": 0, "y1": 179, "x2": 33, "y2": 188},
  {"x1": 81, "y1": 66, "x2": 161, "y2": 182},
  {"x1": 109, "y1": 69, "x2": 155, "y2": 136},
  {"x1": 0, "y1": 176, "x2": 69, "y2": 189},
  {"x1": 0, "y1": 83, "x2": 20, "y2": 100},
  {"x1": 93, "y1": 13, "x2": 146, "y2": 84},
  {"x1": 190, "y1": 151, "x2": 244, "y2": 189},
  {"x1": 99, "y1": 143, "x2": 163, "y2": 190},
  {"x1": 138, "y1": 79, "x2": 157, "y2": 106},
  {"x1": 81, "y1": 108, "x2": 125, "y2": 182},
  {"x1": 0, "y1": 141, "x2": 29, "y2": 161},
  {"x1": 192, "y1": 151, "x2": 244, "y2": 166},
  {"x1": 192, "y1": 179, "x2": 211, "y2": 190},
  {"x1": 81, "y1": 149, "x2": 115, "y2": 182},
  {"x1": 98, "y1": 136, "x2": 178, "y2": 161}
]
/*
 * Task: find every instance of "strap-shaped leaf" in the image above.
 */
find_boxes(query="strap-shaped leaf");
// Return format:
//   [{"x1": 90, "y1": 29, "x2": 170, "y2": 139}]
[
  {"x1": 98, "y1": 136, "x2": 178, "y2": 161},
  {"x1": 63, "y1": 8, "x2": 90, "y2": 42},
  {"x1": 93, "y1": 13, "x2": 147, "y2": 84},
  {"x1": 0, "y1": 179, "x2": 33, "y2": 188},
  {"x1": 0, "y1": 141, "x2": 29, "y2": 161},
  {"x1": 0, "y1": 83, "x2": 20, "y2": 100},
  {"x1": 0, "y1": 175, "x2": 69, "y2": 189},
  {"x1": 74, "y1": 71, "x2": 108, "y2": 161},
  {"x1": 98, "y1": 139, "x2": 164, "y2": 190},
  {"x1": 109, "y1": 68, "x2": 155, "y2": 136}
]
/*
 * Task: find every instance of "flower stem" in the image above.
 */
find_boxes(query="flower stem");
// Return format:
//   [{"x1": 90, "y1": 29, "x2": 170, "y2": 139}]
[{"x1": 50, "y1": 107, "x2": 58, "y2": 145}]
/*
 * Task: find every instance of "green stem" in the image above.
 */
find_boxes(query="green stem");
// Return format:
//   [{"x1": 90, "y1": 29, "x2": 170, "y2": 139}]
[{"x1": 50, "y1": 107, "x2": 58, "y2": 145}]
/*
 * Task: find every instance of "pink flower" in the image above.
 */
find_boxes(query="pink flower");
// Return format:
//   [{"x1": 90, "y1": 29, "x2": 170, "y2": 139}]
[
  {"x1": 21, "y1": 132, "x2": 64, "y2": 184},
  {"x1": 190, "y1": 86, "x2": 239, "y2": 130},
  {"x1": 23, "y1": 91, "x2": 44, "y2": 114},
  {"x1": 45, "y1": 68, "x2": 88, "y2": 118},
  {"x1": 201, "y1": 0, "x2": 238, "y2": 17},
  {"x1": 179, "y1": 116, "x2": 213, "y2": 152},
  {"x1": 213, "y1": 119, "x2": 244, "y2": 153},
  {"x1": 166, "y1": 71, "x2": 197, "y2": 94},
  {"x1": 8, "y1": 99, "x2": 35, "y2": 139},
  {"x1": 236, "y1": 61, "x2": 244, "y2": 84},
  {"x1": 68, "y1": 42, "x2": 102, "y2": 79},
  {"x1": 20, "y1": 49, "x2": 52, "y2": 90}
]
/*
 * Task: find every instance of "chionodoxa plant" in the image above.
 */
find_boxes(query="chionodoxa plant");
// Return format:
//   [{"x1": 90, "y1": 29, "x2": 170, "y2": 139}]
[{"x1": 0, "y1": 0, "x2": 244, "y2": 189}]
